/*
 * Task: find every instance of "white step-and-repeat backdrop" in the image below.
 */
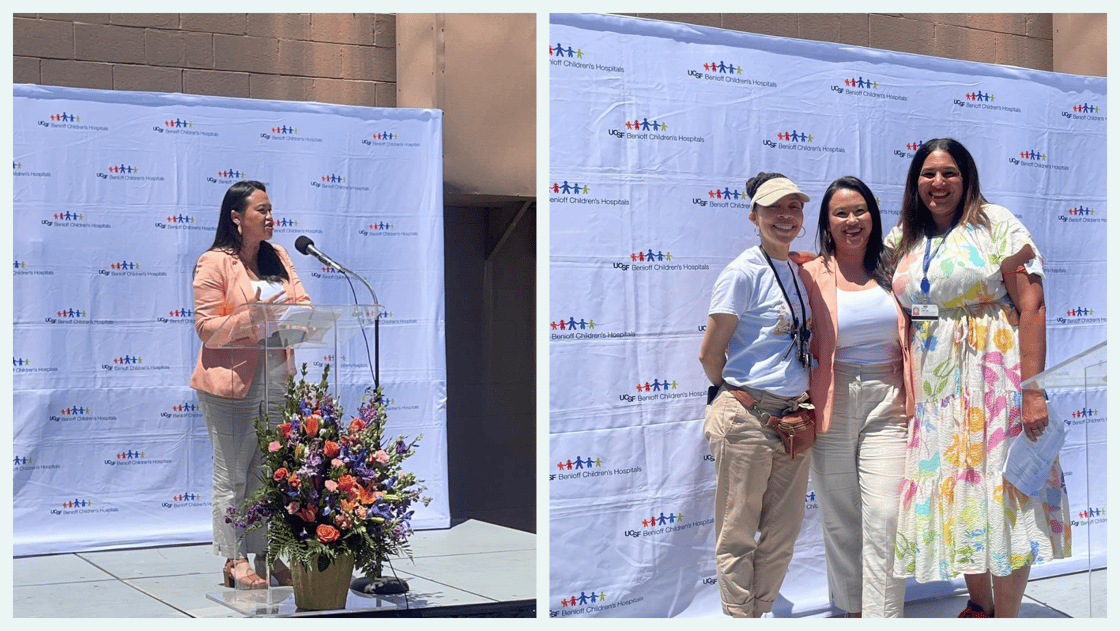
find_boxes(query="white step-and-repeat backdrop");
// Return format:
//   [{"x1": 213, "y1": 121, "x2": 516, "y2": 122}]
[
  {"x1": 548, "y1": 13, "x2": 1106, "y2": 617},
  {"x1": 13, "y1": 85, "x2": 450, "y2": 555}
]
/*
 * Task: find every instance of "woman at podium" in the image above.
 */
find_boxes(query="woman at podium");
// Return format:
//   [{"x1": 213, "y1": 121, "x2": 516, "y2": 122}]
[{"x1": 190, "y1": 181, "x2": 311, "y2": 589}]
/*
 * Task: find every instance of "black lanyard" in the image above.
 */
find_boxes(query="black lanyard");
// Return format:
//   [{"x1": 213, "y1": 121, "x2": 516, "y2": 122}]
[{"x1": 760, "y1": 247, "x2": 811, "y2": 368}]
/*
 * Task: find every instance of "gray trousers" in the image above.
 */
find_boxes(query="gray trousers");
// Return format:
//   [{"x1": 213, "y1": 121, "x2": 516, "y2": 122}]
[{"x1": 197, "y1": 357, "x2": 288, "y2": 558}]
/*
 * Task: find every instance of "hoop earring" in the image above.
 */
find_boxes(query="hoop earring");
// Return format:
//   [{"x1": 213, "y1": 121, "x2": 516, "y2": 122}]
[
  {"x1": 798, "y1": 227, "x2": 806, "y2": 238},
  {"x1": 754, "y1": 227, "x2": 761, "y2": 237}
]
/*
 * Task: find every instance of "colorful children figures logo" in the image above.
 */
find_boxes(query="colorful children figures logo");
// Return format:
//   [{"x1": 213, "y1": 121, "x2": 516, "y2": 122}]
[{"x1": 229, "y1": 363, "x2": 430, "y2": 575}]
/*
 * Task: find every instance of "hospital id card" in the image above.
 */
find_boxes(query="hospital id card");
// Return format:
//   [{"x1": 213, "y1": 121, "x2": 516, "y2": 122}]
[{"x1": 911, "y1": 304, "x2": 939, "y2": 321}]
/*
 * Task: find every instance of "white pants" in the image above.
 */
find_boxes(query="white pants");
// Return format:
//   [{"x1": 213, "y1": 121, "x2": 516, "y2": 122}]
[
  {"x1": 197, "y1": 356, "x2": 288, "y2": 558},
  {"x1": 810, "y1": 361, "x2": 908, "y2": 617}
]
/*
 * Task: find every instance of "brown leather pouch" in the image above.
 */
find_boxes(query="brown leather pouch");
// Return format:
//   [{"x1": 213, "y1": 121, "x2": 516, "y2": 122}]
[
  {"x1": 727, "y1": 385, "x2": 816, "y2": 459},
  {"x1": 766, "y1": 405, "x2": 817, "y2": 459}
]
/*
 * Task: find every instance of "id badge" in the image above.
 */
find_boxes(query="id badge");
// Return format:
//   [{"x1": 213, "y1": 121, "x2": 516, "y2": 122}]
[{"x1": 911, "y1": 303, "x2": 939, "y2": 321}]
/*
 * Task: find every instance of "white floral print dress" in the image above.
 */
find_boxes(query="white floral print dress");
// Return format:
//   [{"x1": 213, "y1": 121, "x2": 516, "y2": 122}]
[{"x1": 887, "y1": 204, "x2": 1071, "y2": 582}]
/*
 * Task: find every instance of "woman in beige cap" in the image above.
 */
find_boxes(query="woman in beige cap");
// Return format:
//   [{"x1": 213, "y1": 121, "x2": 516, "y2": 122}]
[{"x1": 700, "y1": 172, "x2": 814, "y2": 618}]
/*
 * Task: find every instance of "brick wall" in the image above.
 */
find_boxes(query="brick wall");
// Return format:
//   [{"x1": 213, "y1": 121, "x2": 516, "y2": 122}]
[
  {"x1": 620, "y1": 13, "x2": 1055, "y2": 71},
  {"x1": 13, "y1": 13, "x2": 398, "y2": 107}
]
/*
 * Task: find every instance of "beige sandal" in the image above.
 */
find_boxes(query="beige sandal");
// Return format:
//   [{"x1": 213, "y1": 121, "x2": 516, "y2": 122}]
[{"x1": 223, "y1": 558, "x2": 267, "y2": 590}]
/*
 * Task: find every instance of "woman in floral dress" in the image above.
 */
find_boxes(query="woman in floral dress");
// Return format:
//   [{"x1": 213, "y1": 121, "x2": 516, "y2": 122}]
[{"x1": 887, "y1": 139, "x2": 1070, "y2": 618}]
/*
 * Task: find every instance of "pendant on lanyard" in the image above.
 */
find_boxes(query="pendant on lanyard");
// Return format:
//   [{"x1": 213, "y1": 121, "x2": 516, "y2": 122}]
[{"x1": 760, "y1": 247, "x2": 811, "y2": 368}]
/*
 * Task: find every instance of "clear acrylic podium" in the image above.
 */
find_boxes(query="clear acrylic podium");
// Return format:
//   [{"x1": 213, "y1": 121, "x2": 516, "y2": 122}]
[
  {"x1": 201, "y1": 302, "x2": 394, "y2": 616},
  {"x1": 203, "y1": 302, "x2": 381, "y2": 399},
  {"x1": 1022, "y1": 341, "x2": 1106, "y2": 618}
]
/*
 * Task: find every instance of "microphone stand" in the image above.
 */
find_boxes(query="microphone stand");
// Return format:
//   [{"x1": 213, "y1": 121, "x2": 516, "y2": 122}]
[
  {"x1": 323, "y1": 259, "x2": 381, "y2": 392},
  {"x1": 296, "y1": 236, "x2": 382, "y2": 390},
  {"x1": 322, "y1": 262, "x2": 408, "y2": 597}
]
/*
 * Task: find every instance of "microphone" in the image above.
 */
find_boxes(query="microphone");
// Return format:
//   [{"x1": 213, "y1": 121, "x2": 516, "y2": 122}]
[
  {"x1": 294, "y1": 235, "x2": 343, "y2": 272},
  {"x1": 293, "y1": 235, "x2": 380, "y2": 307},
  {"x1": 293, "y1": 234, "x2": 384, "y2": 391}
]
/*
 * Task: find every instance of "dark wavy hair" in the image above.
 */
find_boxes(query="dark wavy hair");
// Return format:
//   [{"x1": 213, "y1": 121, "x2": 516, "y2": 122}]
[
  {"x1": 893, "y1": 138, "x2": 989, "y2": 264},
  {"x1": 816, "y1": 176, "x2": 891, "y2": 290},
  {"x1": 208, "y1": 180, "x2": 288, "y2": 281}
]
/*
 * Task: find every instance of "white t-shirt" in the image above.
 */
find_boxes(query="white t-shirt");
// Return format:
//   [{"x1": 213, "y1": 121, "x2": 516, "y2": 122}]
[
  {"x1": 835, "y1": 286, "x2": 902, "y2": 365},
  {"x1": 708, "y1": 246, "x2": 812, "y2": 396}
]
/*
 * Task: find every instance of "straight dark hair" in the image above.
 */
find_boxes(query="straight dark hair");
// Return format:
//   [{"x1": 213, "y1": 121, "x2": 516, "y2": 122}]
[
  {"x1": 209, "y1": 180, "x2": 288, "y2": 281},
  {"x1": 816, "y1": 176, "x2": 891, "y2": 290},
  {"x1": 893, "y1": 138, "x2": 988, "y2": 265}
]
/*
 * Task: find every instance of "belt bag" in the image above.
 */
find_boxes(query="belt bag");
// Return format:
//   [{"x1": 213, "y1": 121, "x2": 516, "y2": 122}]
[{"x1": 727, "y1": 386, "x2": 816, "y2": 459}]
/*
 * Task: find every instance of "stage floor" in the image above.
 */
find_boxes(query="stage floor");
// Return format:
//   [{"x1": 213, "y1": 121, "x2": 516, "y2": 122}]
[
  {"x1": 12, "y1": 521, "x2": 1103, "y2": 617},
  {"x1": 13, "y1": 519, "x2": 535, "y2": 618}
]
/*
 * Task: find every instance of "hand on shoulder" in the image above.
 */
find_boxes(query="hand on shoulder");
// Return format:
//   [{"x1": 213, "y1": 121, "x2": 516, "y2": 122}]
[{"x1": 788, "y1": 251, "x2": 818, "y2": 266}]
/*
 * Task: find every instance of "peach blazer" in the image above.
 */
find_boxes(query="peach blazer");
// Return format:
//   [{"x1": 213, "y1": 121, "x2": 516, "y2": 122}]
[
  {"x1": 798, "y1": 255, "x2": 915, "y2": 433},
  {"x1": 189, "y1": 244, "x2": 311, "y2": 399}
]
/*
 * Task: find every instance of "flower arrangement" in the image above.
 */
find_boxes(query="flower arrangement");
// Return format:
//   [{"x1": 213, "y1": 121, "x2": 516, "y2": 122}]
[{"x1": 229, "y1": 363, "x2": 429, "y2": 575}]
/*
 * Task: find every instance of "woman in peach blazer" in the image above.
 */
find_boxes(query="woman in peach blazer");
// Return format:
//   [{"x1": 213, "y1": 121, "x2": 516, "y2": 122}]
[
  {"x1": 191, "y1": 180, "x2": 310, "y2": 590},
  {"x1": 797, "y1": 176, "x2": 913, "y2": 617}
]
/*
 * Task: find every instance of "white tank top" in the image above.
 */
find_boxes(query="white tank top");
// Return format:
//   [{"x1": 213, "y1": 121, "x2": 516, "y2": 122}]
[
  {"x1": 250, "y1": 279, "x2": 288, "y2": 377},
  {"x1": 835, "y1": 285, "x2": 902, "y2": 365},
  {"x1": 250, "y1": 279, "x2": 284, "y2": 301}
]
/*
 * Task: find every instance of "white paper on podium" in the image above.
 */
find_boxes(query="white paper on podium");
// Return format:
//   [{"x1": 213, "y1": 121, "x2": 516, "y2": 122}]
[
  {"x1": 1002, "y1": 402, "x2": 1067, "y2": 497},
  {"x1": 259, "y1": 305, "x2": 342, "y2": 347}
]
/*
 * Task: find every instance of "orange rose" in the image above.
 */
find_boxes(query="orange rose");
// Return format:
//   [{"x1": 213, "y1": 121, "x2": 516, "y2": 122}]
[
  {"x1": 299, "y1": 506, "x2": 317, "y2": 522},
  {"x1": 316, "y1": 524, "x2": 340, "y2": 543},
  {"x1": 349, "y1": 419, "x2": 366, "y2": 434},
  {"x1": 272, "y1": 467, "x2": 289, "y2": 482},
  {"x1": 337, "y1": 475, "x2": 357, "y2": 492},
  {"x1": 303, "y1": 414, "x2": 320, "y2": 437},
  {"x1": 323, "y1": 441, "x2": 340, "y2": 458},
  {"x1": 358, "y1": 485, "x2": 377, "y2": 505}
]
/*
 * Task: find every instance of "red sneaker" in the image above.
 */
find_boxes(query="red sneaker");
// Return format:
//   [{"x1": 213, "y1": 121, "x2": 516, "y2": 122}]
[{"x1": 958, "y1": 600, "x2": 992, "y2": 618}]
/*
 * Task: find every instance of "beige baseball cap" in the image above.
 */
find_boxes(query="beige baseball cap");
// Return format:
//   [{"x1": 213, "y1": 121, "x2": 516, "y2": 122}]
[{"x1": 750, "y1": 177, "x2": 810, "y2": 208}]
